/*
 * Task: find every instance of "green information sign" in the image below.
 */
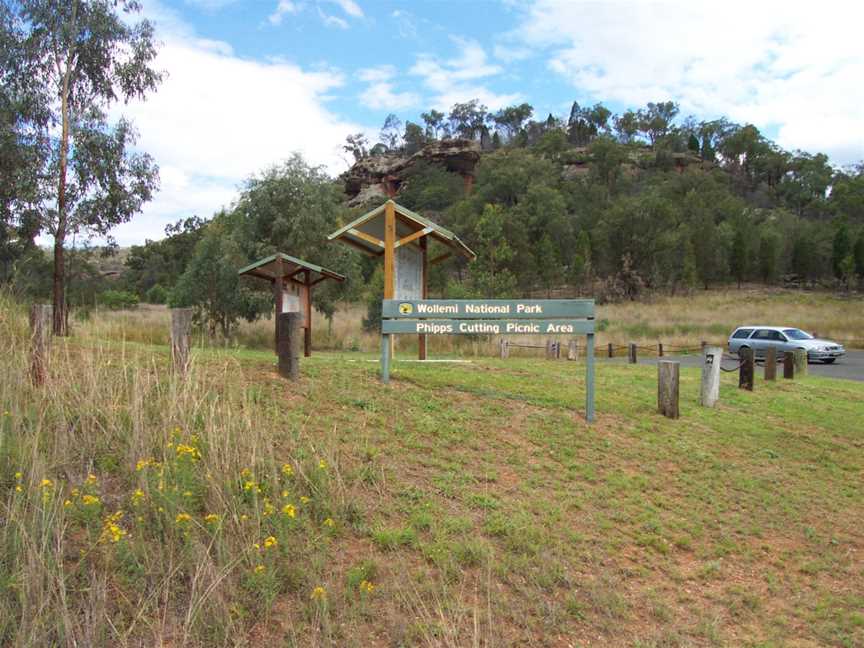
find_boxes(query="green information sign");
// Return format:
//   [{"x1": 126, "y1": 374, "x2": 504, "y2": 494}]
[{"x1": 380, "y1": 299, "x2": 596, "y2": 422}]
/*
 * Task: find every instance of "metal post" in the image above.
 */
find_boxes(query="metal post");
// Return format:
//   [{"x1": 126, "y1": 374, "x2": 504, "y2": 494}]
[
  {"x1": 381, "y1": 333, "x2": 391, "y2": 384},
  {"x1": 586, "y1": 332, "x2": 595, "y2": 423}
]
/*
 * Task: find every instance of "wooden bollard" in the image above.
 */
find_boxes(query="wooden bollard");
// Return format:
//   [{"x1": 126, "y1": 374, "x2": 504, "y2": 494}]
[
  {"x1": 701, "y1": 340, "x2": 707, "y2": 351},
  {"x1": 170, "y1": 308, "x2": 194, "y2": 375},
  {"x1": 783, "y1": 351, "x2": 795, "y2": 379},
  {"x1": 567, "y1": 339, "x2": 578, "y2": 361},
  {"x1": 658, "y1": 360, "x2": 680, "y2": 419},
  {"x1": 793, "y1": 349, "x2": 808, "y2": 377},
  {"x1": 739, "y1": 347, "x2": 754, "y2": 391},
  {"x1": 658, "y1": 343, "x2": 664, "y2": 357},
  {"x1": 499, "y1": 338, "x2": 509, "y2": 359},
  {"x1": 607, "y1": 343, "x2": 614, "y2": 358},
  {"x1": 29, "y1": 304, "x2": 52, "y2": 385},
  {"x1": 546, "y1": 339, "x2": 559, "y2": 360},
  {"x1": 700, "y1": 346, "x2": 722, "y2": 407},
  {"x1": 764, "y1": 347, "x2": 777, "y2": 381},
  {"x1": 277, "y1": 312, "x2": 302, "y2": 380},
  {"x1": 628, "y1": 343, "x2": 637, "y2": 364}
]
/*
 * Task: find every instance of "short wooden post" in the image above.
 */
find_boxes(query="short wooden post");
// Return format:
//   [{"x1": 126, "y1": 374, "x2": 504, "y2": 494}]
[
  {"x1": 546, "y1": 339, "x2": 558, "y2": 360},
  {"x1": 586, "y1": 332, "x2": 595, "y2": 423},
  {"x1": 170, "y1": 308, "x2": 193, "y2": 375},
  {"x1": 783, "y1": 351, "x2": 795, "y2": 379},
  {"x1": 499, "y1": 338, "x2": 509, "y2": 359},
  {"x1": 381, "y1": 333, "x2": 391, "y2": 384},
  {"x1": 700, "y1": 340, "x2": 707, "y2": 351},
  {"x1": 764, "y1": 347, "x2": 777, "y2": 381},
  {"x1": 658, "y1": 343, "x2": 664, "y2": 357},
  {"x1": 700, "y1": 346, "x2": 722, "y2": 407},
  {"x1": 739, "y1": 347, "x2": 754, "y2": 391},
  {"x1": 607, "y1": 343, "x2": 614, "y2": 358},
  {"x1": 277, "y1": 312, "x2": 302, "y2": 380},
  {"x1": 793, "y1": 349, "x2": 808, "y2": 377},
  {"x1": 628, "y1": 343, "x2": 637, "y2": 364},
  {"x1": 567, "y1": 339, "x2": 578, "y2": 361},
  {"x1": 29, "y1": 304, "x2": 52, "y2": 385},
  {"x1": 658, "y1": 360, "x2": 680, "y2": 419}
]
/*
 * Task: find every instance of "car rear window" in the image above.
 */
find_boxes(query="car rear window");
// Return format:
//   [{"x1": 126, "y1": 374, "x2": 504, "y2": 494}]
[{"x1": 732, "y1": 328, "x2": 754, "y2": 339}]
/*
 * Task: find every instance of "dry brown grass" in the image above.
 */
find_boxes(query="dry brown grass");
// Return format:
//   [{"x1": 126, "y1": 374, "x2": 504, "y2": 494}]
[{"x1": 86, "y1": 287, "x2": 864, "y2": 357}]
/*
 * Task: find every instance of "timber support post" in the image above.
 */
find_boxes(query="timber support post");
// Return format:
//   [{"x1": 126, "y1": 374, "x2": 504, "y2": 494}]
[
  {"x1": 29, "y1": 304, "x2": 52, "y2": 386},
  {"x1": 277, "y1": 312, "x2": 302, "y2": 381},
  {"x1": 658, "y1": 360, "x2": 680, "y2": 419},
  {"x1": 793, "y1": 349, "x2": 808, "y2": 377},
  {"x1": 658, "y1": 343, "x2": 664, "y2": 357},
  {"x1": 764, "y1": 347, "x2": 777, "y2": 381},
  {"x1": 739, "y1": 347, "x2": 754, "y2": 391},
  {"x1": 783, "y1": 351, "x2": 795, "y2": 379},
  {"x1": 700, "y1": 346, "x2": 722, "y2": 407},
  {"x1": 499, "y1": 338, "x2": 509, "y2": 359},
  {"x1": 628, "y1": 342, "x2": 637, "y2": 364},
  {"x1": 567, "y1": 339, "x2": 578, "y2": 360},
  {"x1": 170, "y1": 308, "x2": 193, "y2": 376},
  {"x1": 608, "y1": 342, "x2": 614, "y2": 358}
]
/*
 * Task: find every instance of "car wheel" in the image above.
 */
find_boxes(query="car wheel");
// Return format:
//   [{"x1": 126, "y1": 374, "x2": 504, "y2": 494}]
[{"x1": 823, "y1": 358, "x2": 836, "y2": 364}]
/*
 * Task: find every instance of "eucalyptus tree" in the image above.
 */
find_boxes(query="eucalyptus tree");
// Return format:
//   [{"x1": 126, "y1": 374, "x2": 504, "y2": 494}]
[{"x1": 7, "y1": 0, "x2": 162, "y2": 334}]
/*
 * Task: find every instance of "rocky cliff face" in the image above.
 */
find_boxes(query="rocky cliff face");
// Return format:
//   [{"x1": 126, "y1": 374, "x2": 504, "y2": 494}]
[{"x1": 342, "y1": 139, "x2": 481, "y2": 207}]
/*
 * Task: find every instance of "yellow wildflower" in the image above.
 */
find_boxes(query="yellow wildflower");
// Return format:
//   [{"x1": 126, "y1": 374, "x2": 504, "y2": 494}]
[
  {"x1": 323, "y1": 518, "x2": 335, "y2": 527},
  {"x1": 136, "y1": 458, "x2": 154, "y2": 472},
  {"x1": 183, "y1": 491, "x2": 193, "y2": 498},
  {"x1": 100, "y1": 511, "x2": 127, "y2": 543},
  {"x1": 175, "y1": 444, "x2": 201, "y2": 461},
  {"x1": 253, "y1": 542, "x2": 260, "y2": 550},
  {"x1": 131, "y1": 489, "x2": 145, "y2": 505},
  {"x1": 85, "y1": 474, "x2": 97, "y2": 485},
  {"x1": 81, "y1": 494, "x2": 100, "y2": 506},
  {"x1": 64, "y1": 499, "x2": 72, "y2": 507},
  {"x1": 242, "y1": 481, "x2": 257, "y2": 492},
  {"x1": 40, "y1": 479, "x2": 53, "y2": 488},
  {"x1": 300, "y1": 496, "x2": 310, "y2": 504},
  {"x1": 310, "y1": 586, "x2": 326, "y2": 601},
  {"x1": 318, "y1": 459, "x2": 327, "y2": 470},
  {"x1": 14, "y1": 471, "x2": 22, "y2": 480},
  {"x1": 15, "y1": 485, "x2": 22, "y2": 492},
  {"x1": 175, "y1": 513, "x2": 192, "y2": 524},
  {"x1": 263, "y1": 536, "x2": 277, "y2": 549},
  {"x1": 281, "y1": 463, "x2": 293, "y2": 477},
  {"x1": 240, "y1": 514, "x2": 248, "y2": 522},
  {"x1": 240, "y1": 468, "x2": 252, "y2": 478},
  {"x1": 282, "y1": 503, "x2": 296, "y2": 518},
  {"x1": 70, "y1": 488, "x2": 80, "y2": 498},
  {"x1": 262, "y1": 499, "x2": 274, "y2": 516},
  {"x1": 2, "y1": 411, "x2": 9, "y2": 416},
  {"x1": 359, "y1": 580, "x2": 375, "y2": 594},
  {"x1": 281, "y1": 489, "x2": 289, "y2": 498},
  {"x1": 204, "y1": 513, "x2": 220, "y2": 524},
  {"x1": 254, "y1": 564, "x2": 265, "y2": 574}
]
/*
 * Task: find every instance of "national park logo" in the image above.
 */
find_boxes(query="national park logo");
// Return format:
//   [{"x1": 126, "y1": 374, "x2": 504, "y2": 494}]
[{"x1": 399, "y1": 302, "x2": 413, "y2": 315}]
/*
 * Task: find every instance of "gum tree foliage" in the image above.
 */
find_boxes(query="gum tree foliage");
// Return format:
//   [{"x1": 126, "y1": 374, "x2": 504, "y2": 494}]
[
  {"x1": 123, "y1": 216, "x2": 207, "y2": 296},
  {"x1": 5, "y1": 0, "x2": 162, "y2": 334},
  {"x1": 447, "y1": 100, "x2": 487, "y2": 140},
  {"x1": 420, "y1": 109, "x2": 445, "y2": 139},
  {"x1": 342, "y1": 133, "x2": 368, "y2": 162},
  {"x1": 169, "y1": 215, "x2": 269, "y2": 338},
  {"x1": 491, "y1": 103, "x2": 533, "y2": 143},
  {"x1": 379, "y1": 113, "x2": 402, "y2": 150}
]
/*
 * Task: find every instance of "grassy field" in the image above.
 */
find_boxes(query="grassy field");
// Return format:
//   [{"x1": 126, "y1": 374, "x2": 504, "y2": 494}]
[
  {"x1": 1, "y1": 295, "x2": 863, "y2": 647},
  {"x1": 86, "y1": 287, "x2": 864, "y2": 356}
]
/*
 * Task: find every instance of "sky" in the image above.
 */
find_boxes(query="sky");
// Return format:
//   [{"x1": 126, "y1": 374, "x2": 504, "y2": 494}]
[{"x1": 105, "y1": 0, "x2": 864, "y2": 246}]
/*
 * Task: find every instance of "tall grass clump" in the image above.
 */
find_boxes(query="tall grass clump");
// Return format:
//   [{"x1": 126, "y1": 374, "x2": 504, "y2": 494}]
[{"x1": 0, "y1": 293, "x2": 342, "y2": 646}]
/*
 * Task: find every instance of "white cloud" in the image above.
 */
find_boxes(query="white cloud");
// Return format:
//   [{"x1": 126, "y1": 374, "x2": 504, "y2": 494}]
[
  {"x1": 267, "y1": 0, "x2": 300, "y2": 26},
  {"x1": 510, "y1": 0, "x2": 864, "y2": 164},
  {"x1": 330, "y1": 0, "x2": 363, "y2": 18},
  {"x1": 318, "y1": 8, "x2": 349, "y2": 29},
  {"x1": 105, "y1": 1, "x2": 364, "y2": 245},
  {"x1": 410, "y1": 38, "x2": 522, "y2": 110},
  {"x1": 355, "y1": 65, "x2": 421, "y2": 110}
]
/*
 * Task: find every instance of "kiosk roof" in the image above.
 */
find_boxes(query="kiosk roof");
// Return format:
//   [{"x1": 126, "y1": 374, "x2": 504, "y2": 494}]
[
  {"x1": 327, "y1": 200, "x2": 476, "y2": 260},
  {"x1": 237, "y1": 253, "x2": 345, "y2": 284}
]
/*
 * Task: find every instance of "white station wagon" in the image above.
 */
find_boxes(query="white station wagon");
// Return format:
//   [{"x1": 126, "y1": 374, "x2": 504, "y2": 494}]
[{"x1": 728, "y1": 326, "x2": 846, "y2": 364}]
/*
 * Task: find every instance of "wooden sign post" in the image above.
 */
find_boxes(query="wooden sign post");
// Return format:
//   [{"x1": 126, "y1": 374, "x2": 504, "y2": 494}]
[
  {"x1": 658, "y1": 360, "x2": 680, "y2": 419},
  {"x1": 238, "y1": 253, "x2": 345, "y2": 358},
  {"x1": 381, "y1": 299, "x2": 596, "y2": 422},
  {"x1": 328, "y1": 200, "x2": 476, "y2": 362}
]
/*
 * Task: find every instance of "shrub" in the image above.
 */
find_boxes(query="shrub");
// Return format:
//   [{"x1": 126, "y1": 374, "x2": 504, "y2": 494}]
[
  {"x1": 98, "y1": 290, "x2": 139, "y2": 310},
  {"x1": 145, "y1": 284, "x2": 168, "y2": 304}
]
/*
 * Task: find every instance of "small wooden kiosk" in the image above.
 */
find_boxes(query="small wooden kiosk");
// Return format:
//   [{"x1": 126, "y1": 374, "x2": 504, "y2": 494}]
[
  {"x1": 327, "y1": 200, "x2": 475, "y2": 359},
  {"x1": 238, "y1": 253, "x2": 345, "y2": 357}
]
